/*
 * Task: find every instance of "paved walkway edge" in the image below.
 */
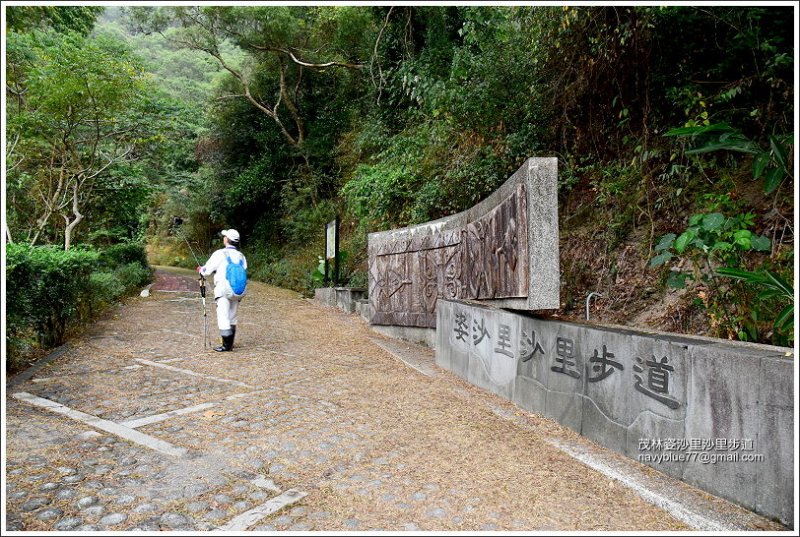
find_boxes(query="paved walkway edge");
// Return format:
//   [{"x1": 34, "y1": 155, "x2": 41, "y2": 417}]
[
  {"x1": 6, "y1": 343, "x2": 70, "y2": 389},
  {"x1": 547, "y1": 438, "x2": 727, "y2": 531}
]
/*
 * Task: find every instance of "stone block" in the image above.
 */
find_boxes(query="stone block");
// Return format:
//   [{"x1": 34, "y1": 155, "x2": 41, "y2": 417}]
[
  {"x1": 513, "y1": 316, "x2": 551, "y2": 415},
  {"x1": 683, "y1": 344, "x2": 762, "y2": 511},
  {"x1": 314, "y1": 288, "x2": 335, "y2": 307},
  {"x1": 355, "y1": 300, "x2": 371, "y2": 322},
  {"x1": 334, "y1": 287, "x2": 366, "y2": 313},
  {"x1": 540, "y1": 323, "x2": 585, "y2": 432},
  {"x1": 374, "y1": 325, "x2": 436, "y2": 349},
  {"x1": 465, "y1": 307, "x2": 519, "y2": 401},
  {"x1": 755, "y1": 355, "x2": 794, "y2": 525},
  {"x1": 435, "y1": 300, "x2": 471, "y2": 379}
]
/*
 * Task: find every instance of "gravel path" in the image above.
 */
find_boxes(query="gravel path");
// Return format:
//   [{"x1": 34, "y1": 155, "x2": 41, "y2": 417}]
[{"x1": 4, "y1": 268, "x2": 779, "y2": 531}]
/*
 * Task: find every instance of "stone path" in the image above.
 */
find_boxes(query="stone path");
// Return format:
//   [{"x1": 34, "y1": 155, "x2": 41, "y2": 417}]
[{"x1": 4, "y1": 268, "x2": 784, "y2": 531}]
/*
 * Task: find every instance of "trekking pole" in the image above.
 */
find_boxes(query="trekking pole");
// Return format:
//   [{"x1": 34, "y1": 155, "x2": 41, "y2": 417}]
[
  {"x1": 198, "y1": 274, "x2": 209, "y2": 349},
  {"x1": 172, "y1": 218, "x2": 209, "y2": 349},
  {"x1": 176, "y1": 228, "x2": 204, "y2": 268}
]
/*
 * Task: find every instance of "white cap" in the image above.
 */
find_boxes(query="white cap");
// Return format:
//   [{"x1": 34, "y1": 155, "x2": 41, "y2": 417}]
[{"x1": 221, "y1": 229, "x2": 240, "y2": 242}]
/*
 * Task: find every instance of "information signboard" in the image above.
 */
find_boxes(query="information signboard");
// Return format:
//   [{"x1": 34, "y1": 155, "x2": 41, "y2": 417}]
[{"x1": 324, "y1": 218, "x2": 339, "y2": 285}]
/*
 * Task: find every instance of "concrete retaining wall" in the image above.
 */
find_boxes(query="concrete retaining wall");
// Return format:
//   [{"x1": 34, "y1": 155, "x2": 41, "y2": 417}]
[
  {"x1": 436, "y1": 298, "x2": 794, "y2": 526},
  {"x1": 314, "y1": 287, "x2": 366, "y2": 314},
  {"x1": 314, "y1": 287, "x2": 336, "y2": 307},
  {"x1": 371, "y1": 325, "x2": 437, "y2": 348}
]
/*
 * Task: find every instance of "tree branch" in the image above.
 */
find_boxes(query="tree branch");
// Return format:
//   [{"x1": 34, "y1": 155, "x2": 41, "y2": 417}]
[
  {"x1": 63, "y1": 182, "x2": 83, "y2": 250},
  {"x1": 215, "y1": 94, "x2": 248, "y2": 101},
  {"x1": 230, "y1": 29, "x2": 366, "y2": 71},
  {"x1": 278, "y1": 63, "x2": 305, "y2": 146},
  {"x1": 371, "y1": 7, "x2": 395, "y2": 104},
  {"x1": 277, "y1": 48, "x2": 366, "y2": 70}
]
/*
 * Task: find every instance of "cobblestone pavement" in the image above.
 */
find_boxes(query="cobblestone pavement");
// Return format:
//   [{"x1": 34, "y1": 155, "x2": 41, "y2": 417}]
[{"x1": 4, "y1": 268, "x2": 783, "y2": 532}]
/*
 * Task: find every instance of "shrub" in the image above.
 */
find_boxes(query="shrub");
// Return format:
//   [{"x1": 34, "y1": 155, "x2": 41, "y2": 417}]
[
  {"x1": 6, "y1": 244, "x2": 98, "y2": 349},
  {"x1": 89, "y1": 271, "x2": 126, "y2": 310},
  {"x1": 6, "y1": 242, "x2": 153, "y2": 373},
  {"x1": 115, "y1": 262, "x2": 152, "y2": 293},
  {"x1": 98, "y1": 241, "x2": 149, "y2": 270},
  {"x1": 256, "y1": 257, "x2": 315, "y2": 295}
]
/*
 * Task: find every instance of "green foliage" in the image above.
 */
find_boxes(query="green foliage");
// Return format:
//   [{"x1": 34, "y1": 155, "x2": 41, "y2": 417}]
[
  {"x1": 652, "y1": 7, "x2": 793, "y2": 134},
  {"x1": 114, "y1": 262, "x2": 153, "y2": 292},
  {"x1": 648, "y1": 195, "x2": 781, "y2": 343},
  {"x1": 84, "y1": 165, "x2": 153, "y2": 245},
  {"x1": 255, "y1": 257, "x2": 315, "y2": 295},
  {"x1": 6, "y1": 6, "x2": 104, "y2": 35},
  {"x1": 6, "y1": 28, "x2": 171, "y2": 248},
  {"x1": 650, "y1": 203, "x2": 771, "y2": 281},
  {"x1": 716, "y1": 268, "x2": 794, "y2": 344},
  {"x1": 98, "y1": 243, "x2": 150, "y2": 271},
  {"x1": 310, "y1": 250, "x2": 351, "y2": 287},
  {"x1": 281, "y1": 198, "x2": 338, "y2": 246},
  {"x1": 665, "y1": 124, "x2": 792, "y2": 194},
  {"x1": 89, "y1": 271, "x2": 127, "y2": 309},
  {"x1": 87, "y1": 261, "x2": 152, "y2": 326},
  {"x1": 311, "y1": 256, "x2": 328, "y2": 287},
  {"x1": 344, "y1": 162, "x2": 416, "y2": 227},
  {"x1": 657, "y1": 211, "x2": 764, "y2": 264},
  {"x1": 5, "y1": 243, "x2": 152, "y2": 372},
  {"x1": 6, "y1": 244, "x2": 99, "y2": 349}
]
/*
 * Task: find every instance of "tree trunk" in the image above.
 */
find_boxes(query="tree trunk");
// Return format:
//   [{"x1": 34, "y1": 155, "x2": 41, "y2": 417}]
[{"x1": 63, "y1": 182, "x2": 83, "y2": 250}]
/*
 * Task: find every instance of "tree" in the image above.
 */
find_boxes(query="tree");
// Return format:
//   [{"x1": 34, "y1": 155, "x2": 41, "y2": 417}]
[
  {"x1": 6, "y1": 5, "x2": 104, "y2": 35},
  {"x1": 130, "y1": 6, "x2": 373, "y2": 159},
  {"x1": 6, "y1": 30, "x2": 164, "y2": 249}
]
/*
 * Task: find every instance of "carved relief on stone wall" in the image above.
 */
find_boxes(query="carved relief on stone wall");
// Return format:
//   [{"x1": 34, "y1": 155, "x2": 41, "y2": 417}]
[{"x1": 369, "y1": 183, "x2": 528, "y2": 328}]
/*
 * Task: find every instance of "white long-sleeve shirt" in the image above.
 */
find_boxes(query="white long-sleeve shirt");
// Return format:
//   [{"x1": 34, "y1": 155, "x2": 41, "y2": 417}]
[{"x1": 199, "y1": 246, "x2": 248, "y2": 298}]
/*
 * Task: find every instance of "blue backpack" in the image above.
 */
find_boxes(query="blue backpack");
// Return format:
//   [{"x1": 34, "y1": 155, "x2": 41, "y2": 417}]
[{"x1": 225, "y1": 252, "x2": 247, "y2": 296}]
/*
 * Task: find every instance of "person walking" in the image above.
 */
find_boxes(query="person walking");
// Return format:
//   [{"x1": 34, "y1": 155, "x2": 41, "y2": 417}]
[{"x1": 197, "y1": 229, "x2": 248, "y2": 352}]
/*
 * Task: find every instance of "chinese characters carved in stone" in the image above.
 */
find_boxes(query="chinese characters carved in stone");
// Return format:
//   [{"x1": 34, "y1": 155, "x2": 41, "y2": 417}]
[{"x1": 451, "y1": 311, "x2": 682, "y2": 409}]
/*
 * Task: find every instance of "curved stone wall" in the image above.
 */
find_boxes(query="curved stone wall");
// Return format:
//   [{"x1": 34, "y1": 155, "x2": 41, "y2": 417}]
[{"x1": 368, "y1": 157, "x2": 560, "y2": 328}]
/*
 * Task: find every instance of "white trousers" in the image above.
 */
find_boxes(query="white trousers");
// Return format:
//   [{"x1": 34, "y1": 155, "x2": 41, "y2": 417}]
[{"x1": 215, "y1": 296, "x2": 240, "y2": 336}]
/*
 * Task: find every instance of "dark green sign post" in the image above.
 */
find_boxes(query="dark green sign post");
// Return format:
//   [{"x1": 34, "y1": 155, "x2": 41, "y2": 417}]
[{"x1": 324, "y1": 218, "x2": 339, "y2": 286}]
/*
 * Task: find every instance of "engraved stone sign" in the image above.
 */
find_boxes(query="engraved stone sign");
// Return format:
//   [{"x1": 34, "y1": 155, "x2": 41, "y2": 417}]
[
  {"x1": 368, "y1": 157, "x2": 559, "y2": 328},
  {"x1": 435, "y1": 298, "x2": 794, "y2": 527}
]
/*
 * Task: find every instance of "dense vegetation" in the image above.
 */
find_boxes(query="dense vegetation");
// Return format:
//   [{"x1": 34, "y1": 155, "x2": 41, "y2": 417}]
[
  {"x1": 5, "y1": 7, "x2": 156, "y2": 370},
  {"x1": 6, "y1": 242, "x2": 151, "y2": 370},
  {"x1": 5, "y1": 6, "x2": 795, "y2": 357}
]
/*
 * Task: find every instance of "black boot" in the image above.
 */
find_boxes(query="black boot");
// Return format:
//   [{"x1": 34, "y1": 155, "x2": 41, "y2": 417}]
[
  {"x1": 213, "y1": 334, "x2": 233, "y2": 352},
  {"x1": 230, "y1": 325, "x2": 236, "y2": 351}
]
